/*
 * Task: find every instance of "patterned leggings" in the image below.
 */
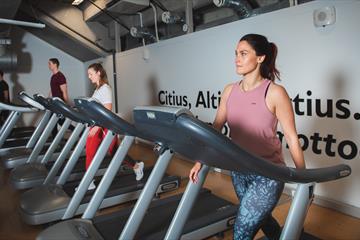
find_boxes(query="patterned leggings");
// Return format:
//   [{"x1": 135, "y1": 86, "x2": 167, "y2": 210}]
[{"x1": 231, "y1": 171, "x2": 284, "y2": 240}]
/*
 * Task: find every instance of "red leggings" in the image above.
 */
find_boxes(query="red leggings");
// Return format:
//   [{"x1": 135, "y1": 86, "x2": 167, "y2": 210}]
[
  {"x1": 85, "y1": 127, "x2": 118, "y2": 170},
  {"x1": 85, "y1": 127, "x2": 136, "y2": 170}
]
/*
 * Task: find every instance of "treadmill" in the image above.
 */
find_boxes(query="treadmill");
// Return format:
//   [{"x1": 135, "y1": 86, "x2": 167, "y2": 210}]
[
  {"x1": 19, "y1": 98, "x2": 180, "y2": 225},
  {"x1": 9, "y1": 97, "x2": 87, "y2": 189},
  {"x1": 37, "y1": 103, "x2": 239, "y2": 240},
  {"x1": 0, "y1": 92, "x2": 44, "y2": 149},
  {"x1": 1, "y1": 94, "x2": 66, "y2": 169},
  {"x1": 0, "y1": 92, "x2": 55, "y2": 152},
  {"x1": 0, "y1": 102, "x2": 35, "y2": 148},
  {"x1": 37, "y1": 106, "x2": 351, "y2": 240},
  {"x1": 9, "y1": 97, "x2": 133, "y2": 189}
]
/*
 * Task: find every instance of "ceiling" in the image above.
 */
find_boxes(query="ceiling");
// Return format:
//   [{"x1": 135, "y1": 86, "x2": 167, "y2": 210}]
[{"x1": 0, "y1": 0, "x2": 312, "y2": 63}]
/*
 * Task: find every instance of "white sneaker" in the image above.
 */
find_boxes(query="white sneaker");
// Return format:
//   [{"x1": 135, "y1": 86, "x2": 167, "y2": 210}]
[
  {"x1": 134, "y1": 162, "x2": 144, "y2": 181},
  {"x1": 74, "y1": 180, "x2": 96, "y2": 192},
  {"x1": 88, "y1": 180, "x2": 96, "y2": 190}
]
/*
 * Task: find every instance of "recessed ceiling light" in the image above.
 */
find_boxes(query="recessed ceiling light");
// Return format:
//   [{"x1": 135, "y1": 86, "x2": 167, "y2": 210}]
[{"x1": 72, "y1": 0, "x2": 84, "y2": 6}]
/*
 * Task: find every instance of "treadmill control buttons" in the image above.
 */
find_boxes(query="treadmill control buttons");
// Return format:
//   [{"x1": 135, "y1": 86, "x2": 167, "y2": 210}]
[
  {"x1": 160, "y1": 181, "x2": 178, "y2": 191},
  {"x1": 227, "y1": 217, "x2": 236, "y2": 227},
  {"x1": 75, "y1": 225, "x2": 90, "y2": 238}
]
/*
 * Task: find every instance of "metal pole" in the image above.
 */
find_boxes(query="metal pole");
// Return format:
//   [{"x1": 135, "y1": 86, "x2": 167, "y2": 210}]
[
  {"x1": 119, "y1": 149, "x2": 173, "y2": 240},
  {"x1": 43, "y1": 123, "x2": 84, "y2": 184},
  {"x1": 280, "y1": 183, "x2": 315, "y2": 240},
  {"x1": 83, "y1": 136, "x2": 135, "y2": 219},
  {"x1": 0, "y1": 18, "x2": 45, "y2": 28},
  {"x1": 185, "y1": 0, "x2": 194, "y2": 33},
  {"x1": 55, "y1": 126, "x2": 90, "y2": 185},
  {"x1": 0, "y1": 111, "x2": 16, "y2": 147},
  {"x1": 62, "y1": 130, "x2": 115, "y2": 219},
  {"x1": 25, "y1": 114, "x2": 59, "y2": 163},
  {"x1": 165, "y1": 164, "x2": 210, "y2": 240},
  {"x1": 0, "y1": 110, "x2": 15, "y2": 136},
  {"x1": 39, "y1": 118, "x2": 71, "y2": 164},
  {"x1": 25, "y1": 111, "x2": 52, "y2": 149}
]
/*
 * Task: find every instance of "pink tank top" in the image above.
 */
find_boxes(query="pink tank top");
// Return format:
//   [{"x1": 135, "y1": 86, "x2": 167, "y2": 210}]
[{"x1": 226, "y1": 79, "x2": 284, "y2": 165}]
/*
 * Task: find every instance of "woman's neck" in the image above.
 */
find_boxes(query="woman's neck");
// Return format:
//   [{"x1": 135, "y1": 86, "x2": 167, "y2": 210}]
[{"x1": 241, "y1": 71, "x2": 264, "y2": 91}]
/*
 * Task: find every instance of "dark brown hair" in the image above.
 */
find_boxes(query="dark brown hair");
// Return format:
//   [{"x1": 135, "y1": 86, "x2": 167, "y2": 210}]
[
  {"x1": 240, "y1": 34, "x2": 280, "y2": 81},
  {"x1": 49, "y1": 58, "x2": 60, "y2": 68}
]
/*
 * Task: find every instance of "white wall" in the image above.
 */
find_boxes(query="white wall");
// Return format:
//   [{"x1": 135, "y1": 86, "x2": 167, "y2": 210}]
[
  {"x1": 113, "y1": 0, "x2": 360, "y2": 215},
  {"x1": 3, "y1": 27, "x2": 88, "y2": 125}
]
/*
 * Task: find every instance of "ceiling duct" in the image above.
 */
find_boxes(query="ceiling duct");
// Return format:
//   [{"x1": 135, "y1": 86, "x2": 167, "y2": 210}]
[
  {"x1": 0, "y1": 0, "x2": 23, "y2": 70},
  {"x1": 0, "y1": 39, "x2": 17, "y2": 70},
  {"x1": 213, "y1": 0, "x2": 253, "y2": 17},
  {"x1": 130, "y1": 26, "x2": 155, "y2": 41},
  {"x1": 106, "y1": 0, "x2": 149, "y2": 14}
]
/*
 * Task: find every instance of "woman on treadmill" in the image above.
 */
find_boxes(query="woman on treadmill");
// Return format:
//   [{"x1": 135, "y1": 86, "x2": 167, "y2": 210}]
[
  {"x1": 189, "y1": 34, "x2": 306, "y2": 240},
  {"x1": 85, "y1": 63, "x2": 144, "y2": 190}
]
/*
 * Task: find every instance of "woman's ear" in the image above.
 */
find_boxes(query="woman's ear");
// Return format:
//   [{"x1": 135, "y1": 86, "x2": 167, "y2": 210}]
[{"x1": 257, "y1": 55, "x2": 266, "y2": 64}]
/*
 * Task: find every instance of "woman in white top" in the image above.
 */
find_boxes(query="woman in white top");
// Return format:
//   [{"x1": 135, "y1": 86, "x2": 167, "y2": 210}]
[{"x1": 85, "y1": 63, "x2": 144, "y2": 190}]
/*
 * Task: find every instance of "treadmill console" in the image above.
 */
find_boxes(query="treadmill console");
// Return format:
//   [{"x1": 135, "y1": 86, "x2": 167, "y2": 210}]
[
  {"x1": 34, "y1": 94, "x2": 64, "y2": 118},
  {"x1": 133, "y1": 106, "x2": 192, "y2": 125},
  {"x1": 18, "y1": 91, "x2": 44, "y2": 110},
  {"x1": 51, "y1": 98, "x2": 90, "y2": 124}
]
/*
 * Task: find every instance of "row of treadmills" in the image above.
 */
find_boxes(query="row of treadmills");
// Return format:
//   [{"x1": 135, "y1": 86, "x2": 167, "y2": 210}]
[{"x1": 0, "y1": 92, "x2": 352, "y2": 240}]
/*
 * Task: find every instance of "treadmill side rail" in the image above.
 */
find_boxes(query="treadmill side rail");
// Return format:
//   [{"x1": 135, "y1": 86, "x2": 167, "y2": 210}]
[{"x1": 280, "y1": 183, "x2": 315, "y2": 240}]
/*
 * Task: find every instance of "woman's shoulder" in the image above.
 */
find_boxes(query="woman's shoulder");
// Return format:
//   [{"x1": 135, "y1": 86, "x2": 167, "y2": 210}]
[
  {"x1": 267, "y1": 81, "x2": 289, "y2": 100},
  {"x1": 99, "y1": 84, "x2": 112, "y2": 91},
  {"x1": 223, "y1": 81, "x2": 237, "y2": 93},
  {"x1": 219, "y1": 82, "x2": 237, "y2": 103}
]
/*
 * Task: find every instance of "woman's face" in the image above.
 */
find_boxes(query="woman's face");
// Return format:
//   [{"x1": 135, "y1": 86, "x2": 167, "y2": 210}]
[
  {"x1": 235, "y1": 40, "x2": 263, "y2": 76},
  {"x1": 88, "y1": 68, "x2": 100, "y2": 85}
]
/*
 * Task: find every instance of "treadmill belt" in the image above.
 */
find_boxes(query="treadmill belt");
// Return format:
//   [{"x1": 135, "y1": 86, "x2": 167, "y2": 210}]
[
  {"x1": 1, "y1": 140, "x2": 68, "y2": 160},
  {"x1": 45, "y1": 155, "x2": 134, "y2": 174},
  {"x1": 93, "y1": 189, "x2": 237, "y2": 240},
  {"x1": 3, "y1": 139, "x2": 29, "y2": 148},
  {"x1": 10, "y1": 126, "x2": 35, "y2": 137},
  {"x1": 62, "y1": 168, "x2": 178, "y2": 204},
  {"x1": 9, "y1": 131, "x2": 33, "y2": 139},
  {"x1": 45, "y1": 155, "x2": 110, "y2": 174}
]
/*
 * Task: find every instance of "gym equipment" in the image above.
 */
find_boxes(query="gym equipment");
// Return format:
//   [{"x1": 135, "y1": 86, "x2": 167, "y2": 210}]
[
  {"x1": 19, "y1": 98, "x2": 180, "y2": 225},
  {"x1": 125, "y1": 106, "x2": 351, "y2": 240},
  {"x1": 38, "y1": 106, "x2": 350, "y2": 240},
  {"x1": 1, "y1": 94, "x2": 66, "y2": 169},
  {"x1": 0, "y1": 91, "x2": 45, "y2": 149},
  {"x1": 37, "y1": 104, "x2": 238, "y2": 240},
  {"x1": 9, "y1": 97, "x2": 88, "y2": 189}
]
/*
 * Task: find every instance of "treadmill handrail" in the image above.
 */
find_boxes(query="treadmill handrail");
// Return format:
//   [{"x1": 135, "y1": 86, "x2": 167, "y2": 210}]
[
  {"x1": 74, "y1": 97, "x2": 141, "y2": 137},
  {"x1": 0, "y1": 101, "x2": 38, "y2": 112},
  {"x1": 50, "y1": 98, "x2": 92, "y2": 125},
  {"x1": 18, "y1": 91, "x2": 45, "y2": 110},
  {"x1": 33, "y1": 94, "x2": 63, "y2": 117},
  {"x1": 178, "y1": 115, "x2": 351, "y2": 183},
  {"x1": 133, "y1": 107, "x2": 351, "y2": 184}
]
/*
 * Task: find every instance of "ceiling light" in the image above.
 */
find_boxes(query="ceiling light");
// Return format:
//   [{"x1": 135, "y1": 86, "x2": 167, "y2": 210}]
[{"x1": 72, "y1": 0, "x2": 84, "y2": 6}]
